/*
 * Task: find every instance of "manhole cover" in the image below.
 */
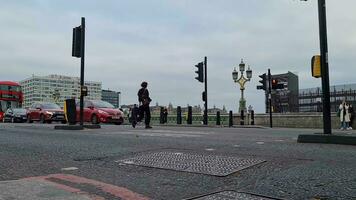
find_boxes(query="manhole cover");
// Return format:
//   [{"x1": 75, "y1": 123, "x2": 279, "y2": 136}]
[
  {"x1": 191, "y1": 191, "x2": 277, "y2": 200},
  {"x1": 117, "y1": 151, "x2": 265, "y2": 176}
]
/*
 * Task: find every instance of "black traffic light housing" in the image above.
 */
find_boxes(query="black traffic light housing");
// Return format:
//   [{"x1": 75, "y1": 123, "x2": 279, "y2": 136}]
[
  {"x1": 257, "y1": 73, "x2": 267, "y2": 90},
  {"x1": 271, "y1": 79, "x2": 284, "y2": 90},
  {"x1": 72, "y1": 26, "x2": 82, "y2": 58},
  {"x1": 195, "y1": 62, "x2": 204, "y2": 83}
]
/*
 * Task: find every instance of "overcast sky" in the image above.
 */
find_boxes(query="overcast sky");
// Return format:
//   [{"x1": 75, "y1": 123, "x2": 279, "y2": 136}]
[{"x1": 0, "y1": 0, "x2": 355, "y2": 112}]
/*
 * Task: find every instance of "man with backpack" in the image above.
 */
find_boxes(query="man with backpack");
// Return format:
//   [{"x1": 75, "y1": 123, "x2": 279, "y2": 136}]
[{"x1": 137, "y1": 81, "x2": 152, "y2": 129}]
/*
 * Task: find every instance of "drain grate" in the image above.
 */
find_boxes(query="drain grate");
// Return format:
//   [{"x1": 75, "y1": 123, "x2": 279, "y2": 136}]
[
  {"x1": 191, "y1": 191, "x2": 277, "y2": 200},
  {"x1": 117, "y1": 151, "x2": 265, "y2": 176}
]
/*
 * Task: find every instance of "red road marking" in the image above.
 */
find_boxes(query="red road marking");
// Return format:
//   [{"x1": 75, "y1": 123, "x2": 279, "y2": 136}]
[{"x1": 24, "y1": 174, "x2": 150, "y2": 200}]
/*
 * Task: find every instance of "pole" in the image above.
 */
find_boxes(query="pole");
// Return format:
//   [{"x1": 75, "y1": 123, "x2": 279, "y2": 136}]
[
  {"x1": 268, "y1": 69, "x2": 272, "y2": 128},
  {"x1": 79, "y1": 17, "x2": 85, "y2": 126},
  {"x1": 204, "y1": 56, "x2": 208, "y2": 125},
  {"x1": 318, "y1": 0, "x2": 332, "y2": 134}
]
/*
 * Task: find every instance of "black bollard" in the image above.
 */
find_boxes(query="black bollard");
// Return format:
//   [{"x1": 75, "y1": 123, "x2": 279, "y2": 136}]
[
  {"x1": 216, "y1": 111, "x2": 221, "y2": 125},
  {"x1": 240, "y1": 110, "x2": 244, "y2": 125},
  {"x1": 177, "y1": 106, "x2": 182, "y2": 124},
  {"x1": 159, "y1": 107, "x2": 164, "y2": 124},
  {"x1": 251, "y1": 110, "x2": 255, "y2": 125},
  {"x1": 229, "y1": 110, "x2": 233, "y2": 127},
  {"x1": 187, "y1": 106, "x2": 192, "y2": 125}
]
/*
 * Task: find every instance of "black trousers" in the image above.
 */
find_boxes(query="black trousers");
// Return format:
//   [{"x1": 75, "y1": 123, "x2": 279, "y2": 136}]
[{"x1": 138, "y1": 104, "x2": 151, "y2": 126}]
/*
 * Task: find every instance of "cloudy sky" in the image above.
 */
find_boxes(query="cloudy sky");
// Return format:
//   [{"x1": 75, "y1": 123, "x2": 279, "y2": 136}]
[{"x1": 0, "y1": 0, "x2": 355, "y2": 112}]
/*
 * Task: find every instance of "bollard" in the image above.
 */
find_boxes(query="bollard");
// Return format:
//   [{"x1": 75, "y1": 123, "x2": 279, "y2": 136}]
[
  {"x1": 187, "y1": 106, "x2": 192, "y2": 125},
  {"x1": 159, "y1": 107, "x2": 164, "y2": 124},
  {"x1": 177, "y1": 106, "x2": 182, "y2": 124},
  {"x1": 216, "y1": 111, "x2": 221, "y2": 125},
  {"x1": 229, "y1": 110, "x2": 233, "y2": 127},
  {"x1": 250, "y1": 110, "x2": 254, "y2": 125},
  {"x1": 240, "y1": 110, "x2": 244, "y2": 125},
  {"x1": 64, "y1": 99, "x2": 76, "y2": 125}
]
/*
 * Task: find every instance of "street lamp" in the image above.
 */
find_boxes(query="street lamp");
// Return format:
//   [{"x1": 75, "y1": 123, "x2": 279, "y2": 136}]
[{"x1": 232, "y1": 59, "x2": 252, "y2": 112}]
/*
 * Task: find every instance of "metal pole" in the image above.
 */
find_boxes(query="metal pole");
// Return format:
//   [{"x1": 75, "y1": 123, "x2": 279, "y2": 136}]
[
  {"x1": 204, "y1": 56, "x2": 208, "y2": 125},
  {"x1": 318, "y1": 0, "x2": 332, "y2": 134},
  {"x1": 79, "y1": 17, "x2": 85, "y2": 126},
  {"x1": 268, "y1": 69, "x2": 272, "y2": 128}
]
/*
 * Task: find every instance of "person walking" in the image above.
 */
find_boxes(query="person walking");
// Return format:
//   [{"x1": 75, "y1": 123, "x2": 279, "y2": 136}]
[
  {"x1": 137, "y1": 81, "x2": 152, "y2": 129},
  {"x1": 348, "y1": 104, "x2": 354, "y2": 130},
  {"x1": 339, "y1": 100, "x2": 350, "y2": 130}
]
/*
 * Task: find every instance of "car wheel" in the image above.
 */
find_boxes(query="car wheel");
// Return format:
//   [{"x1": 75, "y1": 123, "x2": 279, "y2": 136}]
[
  {"x1": 40, "y1": 114, "x2": 46, "y2": 124},
  {"x1": 47, "y1": 120, "x2": 52, "y2": 124},
  {"x1": 27, "y1": 115, "x2": 33, "y2": 123},
  {"x1": 61, "y1": 120, "x2": 67, "y2": 124},
  {"x1": 91, "y1": 114, "x2": 99, "y2": 124},
  {"x1": 115, "y1": 118, "x2": 124, "y2": 125}
]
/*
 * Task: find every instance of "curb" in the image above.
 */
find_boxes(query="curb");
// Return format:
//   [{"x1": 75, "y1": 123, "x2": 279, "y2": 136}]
[{"x1": 297, "y1": 134, "x2": 356, "y2": 145}]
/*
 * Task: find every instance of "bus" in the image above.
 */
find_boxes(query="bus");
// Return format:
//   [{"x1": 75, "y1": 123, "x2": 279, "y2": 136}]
[{"x1": 0, "y1": 81, "x2": 23, "y2": 121}]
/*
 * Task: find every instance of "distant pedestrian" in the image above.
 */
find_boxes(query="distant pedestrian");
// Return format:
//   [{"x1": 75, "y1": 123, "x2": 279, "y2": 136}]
[
  {"x1": 339, "y1": 100, "x2": 350, "y2": 130},
  {"x1": 163, "y1": 107, "x2": 168, "y2": 124},
  {"x1": 349, "y1": 104, "x2": 354, "y2": 130},
  {"x1": 137, "y1": 81, "x2": 152, "y2": 129}
]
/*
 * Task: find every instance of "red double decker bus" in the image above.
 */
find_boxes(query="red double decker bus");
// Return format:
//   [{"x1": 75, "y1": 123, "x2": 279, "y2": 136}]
[{"x1": 0, "y1": 81, "x2": 23, "y2": 121}]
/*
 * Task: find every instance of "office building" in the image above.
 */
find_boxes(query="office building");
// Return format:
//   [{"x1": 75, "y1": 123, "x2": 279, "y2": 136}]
[
  {"x1": 20, "y1": 74, "x2": 102, "y2": 108},
  {"x1": 102, "y1": 89, "x2": 120, "y2": 108}
]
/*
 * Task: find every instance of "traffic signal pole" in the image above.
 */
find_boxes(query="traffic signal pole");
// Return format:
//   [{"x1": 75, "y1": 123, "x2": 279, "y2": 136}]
[
  {"x1": 204, "y1": 56, "x2": 208, "y2": 125},
  {"x1": 318, "y1": 0, "x2": 331, "y2": 134},
  {"x1": 79, "y1": 17, "x2": 85, "y2": 126},
  {"x1": 268, "y1": 69, "x2": 272, "y2": 128}
]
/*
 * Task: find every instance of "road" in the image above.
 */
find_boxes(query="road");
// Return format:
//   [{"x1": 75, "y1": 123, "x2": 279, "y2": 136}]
[{"x1": 0, "y1": 123, "x2": 355, "y2": 200}]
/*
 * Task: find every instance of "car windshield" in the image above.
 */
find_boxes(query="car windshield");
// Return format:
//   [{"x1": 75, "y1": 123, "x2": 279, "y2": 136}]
[
  {"x1": 42, "y1": 103, "x2": 61, "y2": 109},
  {"x1": 12, "y1": 109, "x2": 27, "y2": 114},
  {"x1": 92, "y1": 101, "x2": 114, "y2": 108}
]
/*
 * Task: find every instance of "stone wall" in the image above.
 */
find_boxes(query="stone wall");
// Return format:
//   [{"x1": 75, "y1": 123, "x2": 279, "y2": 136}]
[{"x1": 235, "y1": 112, "x2": 354, "y2": 129}]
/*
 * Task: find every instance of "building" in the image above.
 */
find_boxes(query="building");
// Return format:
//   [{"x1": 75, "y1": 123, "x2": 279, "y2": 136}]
[
  {"x1": 20, "y1": 74, "x2": 102, "y2": 108},
  {"x1": 299, "y1": 83, "x2": 356, "y2": 112},
  {"x1": 102, "y1": 89, "x2": 120, "y2": 108},
  {"x1": 264, "y1": 71, "x2": 299, "y2": 113}
]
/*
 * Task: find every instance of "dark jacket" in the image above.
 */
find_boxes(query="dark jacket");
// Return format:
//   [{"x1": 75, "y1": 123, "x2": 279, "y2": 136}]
[{"x1": 138, "y1": 88, "x2": 151, "y2": 105}]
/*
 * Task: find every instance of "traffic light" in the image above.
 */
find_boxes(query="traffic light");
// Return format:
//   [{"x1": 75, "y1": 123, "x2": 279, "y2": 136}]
[
  {"x1": 257, "y1": 73, "x2": 267, "y2": 90},
  {"x1": 195, "y1": 62, "x2": 204, "y2": 83},
  {"x1": 72, "y1": 26, "x2": 82, "y2": 58},
  {"x1": 271, "y1": 79, "x2": 284, "y2": 90}
]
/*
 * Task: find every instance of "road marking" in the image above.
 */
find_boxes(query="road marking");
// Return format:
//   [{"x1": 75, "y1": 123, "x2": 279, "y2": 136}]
[
  {"x1": 61, "y1": 167, "x2": 79, "y2": 171},
  {"x1": 256, "y1": 142, "x2": 265, "y2": 145},
  {"x1": 274, "y1": 139, "x2": 284, "y2": 142},
  {"x1": 205, "y1": 148, "x2": 215, "y2": 151},
  {"x1": 233, "y1": 145, "x2": 241, "y2": 147}
]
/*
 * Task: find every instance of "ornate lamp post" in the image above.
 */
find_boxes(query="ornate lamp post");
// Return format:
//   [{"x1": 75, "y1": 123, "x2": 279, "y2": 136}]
[{"x1": 232, "y1": 59, "x2": 252, "y2": 112}]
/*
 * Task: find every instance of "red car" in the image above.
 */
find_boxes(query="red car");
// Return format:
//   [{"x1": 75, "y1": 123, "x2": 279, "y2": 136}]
[
  {"x1": 27, "y1": 102, "x2": 66, "y2": 124},
  {"x1": 76, "y1": 100, "x2": 124, "y2": 125}
]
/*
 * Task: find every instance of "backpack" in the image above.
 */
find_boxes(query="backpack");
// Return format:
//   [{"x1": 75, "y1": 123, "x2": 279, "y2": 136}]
[{"x1": 336, "y1": 108, "x2": 341, "y2": 117}]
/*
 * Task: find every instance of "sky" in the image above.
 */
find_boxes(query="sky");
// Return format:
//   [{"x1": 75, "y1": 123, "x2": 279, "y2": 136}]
[{"x1": 0, "y1": 0, "x2": 355, "y2": 113}]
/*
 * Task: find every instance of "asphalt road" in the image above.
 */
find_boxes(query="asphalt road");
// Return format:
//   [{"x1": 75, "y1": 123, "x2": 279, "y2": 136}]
[{"x1": 0, "y1": 123, "x2": 355, "y2": 200}]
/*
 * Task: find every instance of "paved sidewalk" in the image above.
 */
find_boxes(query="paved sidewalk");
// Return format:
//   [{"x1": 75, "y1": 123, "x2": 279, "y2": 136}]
[{"x1": 0, "y1": 174, "x2": 149, "y2": 200}]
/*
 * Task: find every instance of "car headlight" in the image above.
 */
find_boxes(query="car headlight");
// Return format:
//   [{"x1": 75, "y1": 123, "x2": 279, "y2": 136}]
[
  {"x1": 45, "y1": 111, "x2": 53, "y2": 115},
  {"x1": 98, "y1": 110, "x2": 108, "y2": 115}
]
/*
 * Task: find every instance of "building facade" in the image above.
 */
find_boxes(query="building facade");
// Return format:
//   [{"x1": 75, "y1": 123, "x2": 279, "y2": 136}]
[
  {"x1": 101, "y1": 89, "x2": 120, "y2": 108},
  {"x1": 264, "y1": 72, "x2": 299, "y2": 113},
  {"x1": 299, "y1": 83, "x2": 356, "y2": 112},
  {"x1": 20, "y1": 74, "x2": 102, "y2": 108}
]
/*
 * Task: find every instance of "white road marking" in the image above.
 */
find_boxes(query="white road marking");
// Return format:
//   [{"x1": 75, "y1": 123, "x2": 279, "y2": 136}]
[
  {"x1": 256, "y1": 142, "x2": 265, "y2": 145},
  {"x1": 233, "y1": 145, "x2": 241, "y2": 147},
  {"x1": 205, "y1": 148, "x2": 215, "y2": 151},
  {"x1": 275, "y1": 139, "x2": 284, "y2": 142},
  {"x1": 61, "y1": 167, "x2": 78, "y2": 171}
]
